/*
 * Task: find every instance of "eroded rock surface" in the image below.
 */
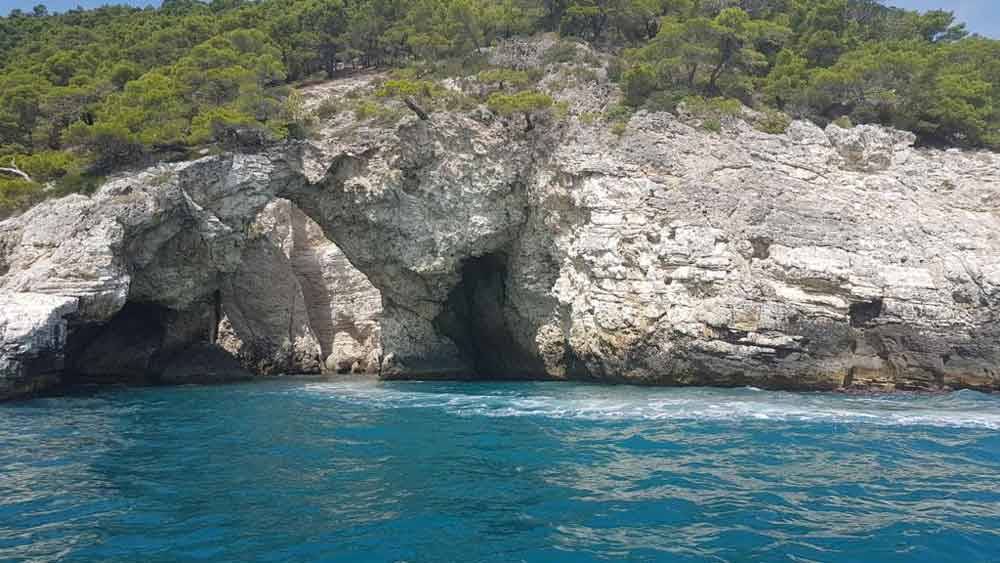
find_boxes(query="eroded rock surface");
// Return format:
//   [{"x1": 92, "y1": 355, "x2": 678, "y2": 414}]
[
  {"x1": 217, "y1": 198, "x2": 381, "y2": 375},
  {"x1": 0, "y1": 293, "x2": 78, "y2": 399},
  {"x1": 291, "y1": 68, "x2": 1000, "y2": 392},
  {"x1": 2, "y1": 54, "x2": 999, "y2": 398},
  {"x1": 0, "y1": 153, "x2": 299, "y2": 394}
]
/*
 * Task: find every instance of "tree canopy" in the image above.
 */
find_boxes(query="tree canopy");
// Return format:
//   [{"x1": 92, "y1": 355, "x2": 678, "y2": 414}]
[{"x1": 1, "y1": 0, "x2": 997, "y2": 215}]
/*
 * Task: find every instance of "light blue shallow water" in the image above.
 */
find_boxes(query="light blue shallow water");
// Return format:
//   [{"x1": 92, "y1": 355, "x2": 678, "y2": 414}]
[{"x1": 2, "y1": 380, "x2": 999, "y2": 562}]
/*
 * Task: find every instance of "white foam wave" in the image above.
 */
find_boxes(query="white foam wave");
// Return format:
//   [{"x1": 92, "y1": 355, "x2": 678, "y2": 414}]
[{"x1": 296, "y1": 381, "x2": 1000, "y2": 430}]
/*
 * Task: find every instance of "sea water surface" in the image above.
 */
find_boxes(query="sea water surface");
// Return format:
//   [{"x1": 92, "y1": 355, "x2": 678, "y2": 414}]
[{"x1": 2, "y1": 380, "x2": 999, "y2": 562}]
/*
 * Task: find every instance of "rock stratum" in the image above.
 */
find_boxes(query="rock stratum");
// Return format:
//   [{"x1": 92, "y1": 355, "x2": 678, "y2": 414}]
[{"x1": 2, "y1": 62, "x2": 999, "y2": 399}]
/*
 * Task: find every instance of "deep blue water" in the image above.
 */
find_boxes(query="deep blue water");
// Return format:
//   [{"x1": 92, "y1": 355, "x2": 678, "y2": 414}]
[{"x1": 2, "y1": 380, "x2": 999, "y2": 562}]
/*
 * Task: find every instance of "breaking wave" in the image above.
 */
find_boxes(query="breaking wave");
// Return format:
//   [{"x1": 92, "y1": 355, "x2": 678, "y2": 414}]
[{"x1": 299, "y1": 380, "x2": 1000, "y2": 429}]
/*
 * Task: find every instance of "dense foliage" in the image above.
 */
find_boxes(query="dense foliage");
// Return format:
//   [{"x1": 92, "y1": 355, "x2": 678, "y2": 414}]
[{"x1": 0, "y1": 0, "x2": 997, "y2": 214}]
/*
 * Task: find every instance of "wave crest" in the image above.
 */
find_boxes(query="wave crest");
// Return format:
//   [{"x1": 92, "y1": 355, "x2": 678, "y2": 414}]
[{"x1": 297, "y1": 381, "x2": 1000, "y2": 430}]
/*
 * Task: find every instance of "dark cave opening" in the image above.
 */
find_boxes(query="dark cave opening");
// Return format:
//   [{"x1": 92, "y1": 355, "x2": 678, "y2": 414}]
[
  {"x1": 849, "y1": 298, "x2": 884, "y2": 328},
  {"x1": 62, "y1": 299, "x2": 237, "y2": 385},
  {"x1": 432, "y1": 252, "x2": 542, "y2": 379},
  {"x1": 64, "y1": 302, "x2": 171, "y2": 384}
]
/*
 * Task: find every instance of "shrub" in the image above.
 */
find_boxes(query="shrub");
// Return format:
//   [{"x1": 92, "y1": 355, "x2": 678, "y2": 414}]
[
  {"x1": 681, "y1": 96, "x2": 743, "y2": 119},
  {"x1": 354, "y1": 101, "x2": 382, "y2": 120},
  {"x1": 543, "y1": 41, "x2": 581, "y2": 65},
  {"x1": 605, "y1": 104, "x2": 632, "y2": 123},
  {"x1": 62, "y1": 121, "x2": 143, "y2": 172},
  {"x1": 679, "y1": 96, "x2": 743, "y2": 132},
  {"x1": 543, "y1": 40, "x2": 600, "y2": 67},
  {"x1": 606, "y1": 57, "x2": 625, "y2": 83},
  {"x1": 0, "y1": 178, "x2": 44, "y2": 217},
  {"x1": 832, "y1": 116, "x2": 854, "y2": 129},
  {"x1": 477, "y1": 69, "x2": 531, "y2": 91},
  {"x1": 487, "y1": 90, "x2": 554, "y2": 131},
  {"x1": 353, "y1": 100, "x2": 405, "y2": 126},
  {"x1": 315, "y1": 99, "x2": 339, "y2": 120},
  {"x1": 554, "y1": 101, "x2": 571, "y2": 120},
  {"x1": 643, "y1": 90, "x2": 685, "y2": 113},
  {"x1": 755, "y1": 109, "x2": 792, "y2": 135},
  {"x1": 187, "y1": 107, "x2": 260, "y2": 146},
  {"x1": 16, "y1": 150, "x2": 86, "y2": 182}
]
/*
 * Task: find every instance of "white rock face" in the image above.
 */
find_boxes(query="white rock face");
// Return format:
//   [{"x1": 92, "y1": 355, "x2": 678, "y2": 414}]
[
  {"x1": 0, "y1": 153, "x2": 300, "y2": 395},
  {"x1": 0, "y1": 293, "x2": 78, "y2": 399},
  {"x1": 290, "y1": 75, "x2": 1000, "y2": 392},
  {"x1": 217, "y1": 198, "x2": 381, "y2": 374},
  {"x1": 2, "y1": 63, "x2": 998, "y2": 397}
]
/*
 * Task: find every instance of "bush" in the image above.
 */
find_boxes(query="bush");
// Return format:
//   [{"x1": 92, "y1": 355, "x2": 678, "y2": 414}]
[
  {"x1": 681, "y1": 96, "x2": 743, "y2": 119},
  {"x1": 679, "y1": 96, "x2": 743, "y2": 132},
  {"x1": 353, "y1": 100, "x2": 405, "y2": 126},
  {"x1": 486, "y1": 90, "x2": 554, "y2": 131},
  {"x1": 16, "y1": 150, "x2": 86, "y2": 182},
  {"x1": 832, "y1": 116, "x2": 854, "y2": 129},
  {"x1": 315, "y1": 99, "x2": 339, "y2": 120},
  {"x1": 605, "y1": 104, "x2": 632, "y2": 123},
  {"x1": 63, "y1": 121, "x2": 143, "y2": 172},
  {"x1": 606, "y1": 57, "x2": 625, "y2": 83},
  {"x1": 622, "y1": 64, "x2": 657, "y2": 106},
  {"x1": 477, "y1": 69, "x2": 531, "y2": 91},
  {"x1": 543, "y1": 41, "x2": 599, "y2": 66},
  {"x1": 643, "y1": 90, "x2": 685, "y2": 113},
  {"x1": 0, "y1": 178, "x2": 44, "y2": 217},
  {"x1": 755, "y1": 109, "x2": 792, "y2": 135},
  {"x1": 354, "y1": 101, "x2": 382, "y2": 120},
  {"x1": 187, "y1": 107, "x2": 260, "y2": 146},
  {"x1": 543, "y1": 41, "x2": 581, "y2": 65}
]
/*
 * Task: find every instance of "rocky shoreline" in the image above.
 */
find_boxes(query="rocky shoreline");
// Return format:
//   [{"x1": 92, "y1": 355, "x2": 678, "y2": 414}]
[{"x1": 2, "y1": 60, "x2": 999, "y2": 400}]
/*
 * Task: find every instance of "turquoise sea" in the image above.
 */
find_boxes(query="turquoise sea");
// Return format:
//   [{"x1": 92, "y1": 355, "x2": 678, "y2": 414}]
[{"x1": 1, "y1": 380, "x2": 999, "y2": 562}]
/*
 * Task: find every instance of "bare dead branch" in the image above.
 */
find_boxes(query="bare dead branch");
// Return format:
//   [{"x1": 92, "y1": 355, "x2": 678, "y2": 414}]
[
  {"x1": 404, "y1": 96, "x2": 430, "y2": 121},
  {"x1": 0, "y1": 160, "x2": 32, "y2": 183}
]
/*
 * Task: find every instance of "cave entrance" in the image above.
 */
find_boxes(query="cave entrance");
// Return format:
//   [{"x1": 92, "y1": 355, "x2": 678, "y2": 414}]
[
  {"x1": 63, "y1": 298, "x2": 226, "y2": 385},
  {"x1": 433, "y1": 252, "x2": 542, "y2": 379},
  {"x1": 64, "y1": 302, "x2": 172, "y2": 384}
]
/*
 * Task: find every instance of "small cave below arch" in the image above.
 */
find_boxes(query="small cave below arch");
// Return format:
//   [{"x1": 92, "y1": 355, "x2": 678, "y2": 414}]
[
  {"x1": 432, "y1": 252, "x2": 544, "y2": 379},
  {"x1": 63, "y1": 298, "x2": 248, "y2": 386},
  {"x1": 64, "y1": 302, "x2": 172, "y2": 385}
]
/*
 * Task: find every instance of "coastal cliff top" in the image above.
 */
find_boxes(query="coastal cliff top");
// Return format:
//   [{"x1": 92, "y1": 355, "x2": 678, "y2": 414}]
[{"x1": 2, "y1": 0, "x2": 999, "y2": 218}]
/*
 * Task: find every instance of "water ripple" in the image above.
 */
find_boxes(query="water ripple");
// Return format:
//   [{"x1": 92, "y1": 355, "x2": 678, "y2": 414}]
[{"x1": 1, "y1": 380, "x2": 998, "y2": 562}]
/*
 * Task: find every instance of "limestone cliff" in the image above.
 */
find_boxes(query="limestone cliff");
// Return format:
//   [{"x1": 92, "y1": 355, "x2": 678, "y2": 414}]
[
  {"x1": 288, "y1": 63, "x2": 1000, "y2": 392},
  {"x1": 217, "y1": 198, "x2": 382, "y2": 375},
  {"x1": 1, "y1": 52, "x2": 999, "y2": 398}
]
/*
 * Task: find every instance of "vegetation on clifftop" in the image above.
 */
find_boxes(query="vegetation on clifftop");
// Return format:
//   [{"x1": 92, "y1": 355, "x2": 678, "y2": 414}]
[{"x1": 1, "y1": 0, "x2": 998, "y2": 215}]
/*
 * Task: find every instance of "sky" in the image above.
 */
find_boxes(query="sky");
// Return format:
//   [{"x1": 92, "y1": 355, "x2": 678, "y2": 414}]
[
  {"x1": 0, "y1": 0, "x2": 997, "y2": 38},
  {"x1": 888, "y1": 0, "x2": 999, "y2": 37}
]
